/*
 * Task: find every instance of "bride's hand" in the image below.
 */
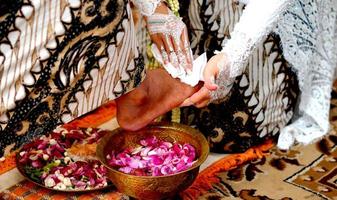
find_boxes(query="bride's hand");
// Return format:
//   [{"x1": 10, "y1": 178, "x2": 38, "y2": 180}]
[
  {"x1": 145, "y1": 3, "x2": 193, "y2": 73},
  {"x1": 180, "y1": 53, "x2": 226, "y2": 108}
]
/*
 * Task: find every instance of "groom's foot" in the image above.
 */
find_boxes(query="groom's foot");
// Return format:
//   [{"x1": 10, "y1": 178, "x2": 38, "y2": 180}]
[{"x1": 115, "y1": 68, "x2": 201, "y2": 131}]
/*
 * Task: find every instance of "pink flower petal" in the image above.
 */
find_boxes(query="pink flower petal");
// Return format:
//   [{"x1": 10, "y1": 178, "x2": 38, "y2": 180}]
[
  {"x1": 171, "y1": 157, "x2": 180, "y2": 165},
  {"x1": 160, "y1": 165, "x2": 173, "y2": 175},
  {"x1": 160, "y1": 141, "x2": 173, "y2": 148},
  {"x1": 37, "y1": 141, "x2": 49, "y2": 150},
  {"x1": 176, "y1": 160, "x2": 187, "y2": 172},
  {"x1": 32, "y1": 160, "x2": 43, "y2": 168},
  {"x1": 131, "y1": 146, "x2": 143, "y2": 155},
  {"x1": 89, "y1": 177, "x2": 95, "y2": 186},
  {"x1": 119, "y1": 166, "x2": 132, "y2": 174},
  {"x1": 140, "y1": 146, "x2": 152, "y2": 157},
  {"x1": 140, "y1": 136, "x2": 157, "y2": 146},
  {"x1": 149, "y1": 155, "x2": 164, "y2": 166},
  {"x1": 128, "y1": 157, "x2": 141, "y2": 169},
  {"x1": 152, "y1": 167, "x2": 161, "y2": 176},
  {"x1": 172, "y1": 144, "x2": 181, "y2": 154}
]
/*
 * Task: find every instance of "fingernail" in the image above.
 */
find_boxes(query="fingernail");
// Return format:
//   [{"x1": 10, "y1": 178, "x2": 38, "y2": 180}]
[
  {"x1": 180, "y1": 100, "x2": 191, "y2": 107},
  {"x1": 210, "y1": 75, "x2": 215, "y2": 84},
  {"x1": 187, "y1": 68, "x2": 193, "y2": 75}
]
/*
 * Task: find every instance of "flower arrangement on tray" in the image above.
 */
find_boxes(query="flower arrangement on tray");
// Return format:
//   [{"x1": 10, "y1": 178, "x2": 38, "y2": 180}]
[{"x1": 16, "y1": 126, "x2": 111, "y2": 191}]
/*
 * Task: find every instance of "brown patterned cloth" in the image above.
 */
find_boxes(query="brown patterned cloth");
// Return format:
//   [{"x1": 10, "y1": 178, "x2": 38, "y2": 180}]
[
  {"x1": 195, "y1": 91, "x2": 337, "y2": 200},
  {"x1": 195, "y1": 134, "x2": 337, "y2": 200},
  {"x1": 0, "y1": 0, "x2": 145, "y2": 157}
]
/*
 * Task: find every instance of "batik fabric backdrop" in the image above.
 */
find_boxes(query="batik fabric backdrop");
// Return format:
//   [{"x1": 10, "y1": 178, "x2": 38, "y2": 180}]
[{"x1": 0, "y1": 0, "x2": 145, "y2": 157}]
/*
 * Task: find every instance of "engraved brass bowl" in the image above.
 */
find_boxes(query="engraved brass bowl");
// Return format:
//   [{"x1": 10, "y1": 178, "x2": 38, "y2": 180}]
[{"x1": 96, "y1": 122, "x2": 209, "y2": 200}]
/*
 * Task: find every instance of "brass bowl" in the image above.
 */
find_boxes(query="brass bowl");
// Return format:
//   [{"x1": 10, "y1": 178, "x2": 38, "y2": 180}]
[{"x1": 96, "y1": 122, "x2": 209, "y2": 200}]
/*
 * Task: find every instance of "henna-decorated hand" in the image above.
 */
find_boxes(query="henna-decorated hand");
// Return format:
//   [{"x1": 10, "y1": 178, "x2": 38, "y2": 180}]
[{"x1": 145, "y1": 3, "x2": 193, "y2": 74}]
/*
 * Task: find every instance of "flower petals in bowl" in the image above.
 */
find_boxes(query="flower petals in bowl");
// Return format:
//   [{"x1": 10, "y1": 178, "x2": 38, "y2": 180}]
[
  {"x1": 96, "y1": 122, "x2": 209, "y2": 200},
  {"x1": 16, "y1": 127, "x2": 113, "y2": 192},
  {"x1": 106, "y1": 136, "x2": 197, "y2": 176}
]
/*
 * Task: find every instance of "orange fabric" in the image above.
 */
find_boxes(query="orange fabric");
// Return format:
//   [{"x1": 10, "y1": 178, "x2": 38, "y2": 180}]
[
  {"x1": 102, "y1": 193, "x2": 126, "y2": 200},
  {"x1": 0, "y1": 152, "x2": 16, "y2": 175},
  {"x1": 77, "y1": 192, "x2": 124, "y2": 200},
  {"x1": 24, "y1": 190, "x2": 50, "y2": 200},
  {"x1": 77, "y1": 194, "x2": 101, "y2": 200},
  {"x1": 10, "y1": 181, "x2": 35, "y2": 196},
  {"x1": 26, "y1": 188, "x2": 50, "y2": 198},
  {"x1": 2, "y1": 180, "x2": 123, "y2": 200},
  {"x1": 180, "y1": 139, "x2": 274, "y2": 200},
  {"x1": 64, "y1": 100, "x2": 117, "y2": 129},
  {"x1": 10, "y1": 186, "x2": 28, "y2": 197},
  {"x1": 50, "y1": 194, "x2": 72, "y2": 200}
]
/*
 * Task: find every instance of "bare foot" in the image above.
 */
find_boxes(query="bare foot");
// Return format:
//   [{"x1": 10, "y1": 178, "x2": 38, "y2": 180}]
[{"x1": 115, "y1": 68, "x2": 201, "y2": 131}]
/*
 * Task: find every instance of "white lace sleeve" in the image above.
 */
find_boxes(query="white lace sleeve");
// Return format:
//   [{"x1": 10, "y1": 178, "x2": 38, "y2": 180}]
[
  {"x1": 211, "y1": 0, "x2": 291, "y2": 101},
  {"x1": 221, "y1": 0, "x2": 291, "y2": 78},
  {"x1": 213, "y1": 0, "x2": 337, "y2": 150},
  {"x1": 131, "y1": 0, "x2": 161, "y2": 16}
]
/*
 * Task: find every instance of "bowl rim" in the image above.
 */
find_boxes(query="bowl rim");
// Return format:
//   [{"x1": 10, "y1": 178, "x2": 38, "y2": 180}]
[{"x1": 96, "y1": 122, "x2": 210, "y2": 179}]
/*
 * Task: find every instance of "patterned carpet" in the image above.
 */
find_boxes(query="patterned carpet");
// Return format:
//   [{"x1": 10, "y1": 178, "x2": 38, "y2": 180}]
[
  {"x1": 192, "y1": 91, "x2": 337, "y2": 200},
  {"x1": 196, "y1": 135, "x2": 337, "y2": 200}
]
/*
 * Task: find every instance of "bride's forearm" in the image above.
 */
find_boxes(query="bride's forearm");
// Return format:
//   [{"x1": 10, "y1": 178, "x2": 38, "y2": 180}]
[
  {"x1": 220, "y1": 0, "x2": 291, "y2": 78},
  {"x1": 131, "y1": 0, "x2": 162, "y2": 16},
  {"x1": 210, "y1": 0, "x2": 291, "y2": 102}
]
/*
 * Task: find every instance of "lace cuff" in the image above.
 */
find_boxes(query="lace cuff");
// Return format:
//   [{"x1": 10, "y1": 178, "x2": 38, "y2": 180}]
[
  {"x1": 277, "y1": 115, "x2": 329, "y2": 150},
  {"x1": 131, "y1": 0, "x2": 161, "y2": 16},
  {"x1": 220, "y1": 0, "x2": 291, "y2": 78},
  {"x1": 210, "y1": 53, "x2": 235, "y2": 102}
]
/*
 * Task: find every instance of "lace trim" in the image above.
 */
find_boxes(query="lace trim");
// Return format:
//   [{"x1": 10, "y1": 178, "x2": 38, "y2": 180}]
[
  {"x1": 277, "y1": 116, "x2": 328, "y2": 149},
  {"x1": 220, "y1": 0, "x2": 291, "y2": 78},
  {"x1": 210, "y1": 53, "x2": 235, "y2": 102},
  {"x1": 131, "y1": 0, "x2": 161, "y2": 16}
]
